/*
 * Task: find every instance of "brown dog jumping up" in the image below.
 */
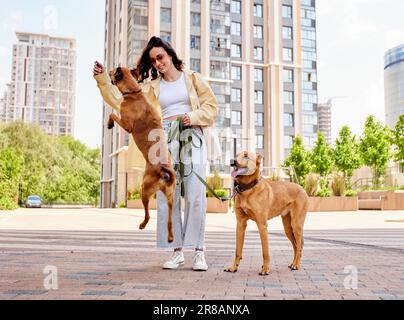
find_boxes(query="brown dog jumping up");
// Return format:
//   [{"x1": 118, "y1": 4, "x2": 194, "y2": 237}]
[
  {"x1": 224, "y1": 151, "x2": 309, "y2": 275},
  {"x1": 108, "y1": 66, "x2": 176, "y2": 243}
]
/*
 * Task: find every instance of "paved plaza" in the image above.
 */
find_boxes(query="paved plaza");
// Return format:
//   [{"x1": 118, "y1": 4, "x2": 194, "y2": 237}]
[{"x1": 0, "y1": 207, "x2": 403, "y2": 300}]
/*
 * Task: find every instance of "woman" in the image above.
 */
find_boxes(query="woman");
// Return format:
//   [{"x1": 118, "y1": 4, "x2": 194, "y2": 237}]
[{"x1": 93, "y1": 36, "x2": 218, "y2": 271}]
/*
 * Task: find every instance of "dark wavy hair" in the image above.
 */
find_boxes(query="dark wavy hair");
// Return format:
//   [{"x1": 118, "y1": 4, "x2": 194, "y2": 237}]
[{"x1": 136, "y1": 36, "x2": 184, "y2": 83}]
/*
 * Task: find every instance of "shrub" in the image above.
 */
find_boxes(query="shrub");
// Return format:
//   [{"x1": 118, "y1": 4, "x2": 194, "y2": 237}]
[
  {"x1": 207, "y1": 188, "x2": 228, "y2": 198},
  {"x1": 207, "y1": 171, "x2": 223, "y2": 191},
  {"x1": 305, "y1": 173, "x2": 319, "y2": 196},
  {"x1": 0, "y1": 197, "x2": 19, "y2": 210},
  {"x1": 128, "y1": 191, "x2": 141, "y2": 200},
  {"x1": 331, "y1": 173, "x2": 346, "y2": 197},
  {"x1": 316, "y1": 188, "x2": 331, "y2": 197},
  {"x1": 344, "y1": 189, "x2": 357, "y2": 197},
  {"x1": 119, "y1": 202, "x2": 126, "y2": 208}
]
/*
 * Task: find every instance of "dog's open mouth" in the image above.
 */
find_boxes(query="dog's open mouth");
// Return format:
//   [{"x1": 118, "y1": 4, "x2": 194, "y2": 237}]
[{"x1": 231, "y1": 167, "x2": 249, "y2": 179}]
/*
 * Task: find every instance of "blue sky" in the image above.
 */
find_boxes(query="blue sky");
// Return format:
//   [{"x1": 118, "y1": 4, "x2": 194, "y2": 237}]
[
  {"x1": 1, "y1": 0, "x2": 403, "y2": 148},
  {"x1": 0, "y1": 0, "x2": 105, "y2": 148}
]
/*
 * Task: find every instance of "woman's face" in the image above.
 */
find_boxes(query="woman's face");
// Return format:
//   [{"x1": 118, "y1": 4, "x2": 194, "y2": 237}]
[{"x1": 149, "y1": 47, "x2": 173, "y2": 74}]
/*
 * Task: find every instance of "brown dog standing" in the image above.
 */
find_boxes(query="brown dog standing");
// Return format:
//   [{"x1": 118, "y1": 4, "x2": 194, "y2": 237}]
[
  {"x1": 224, "y1": 151, "x2": 309, "y2": 275},
  {"x1": 108, "y1": 66, "x2": 176, "y2": 243}
]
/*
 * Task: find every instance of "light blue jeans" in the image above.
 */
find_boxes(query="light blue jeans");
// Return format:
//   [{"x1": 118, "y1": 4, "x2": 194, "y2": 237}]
[{"x1": 156, "y1": 119, "x2": 207, "y2": 250}]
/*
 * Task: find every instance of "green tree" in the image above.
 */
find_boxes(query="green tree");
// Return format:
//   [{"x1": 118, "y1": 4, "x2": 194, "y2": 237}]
[
  {"x1": 311, "y1": 131, "x2": 333, "y2": 177},
  {"x1": 333, "y1": 126, "x2": 362, "y2": 187},
  {"x1": 393, "y1": 115, "x2": 404, "y2": 172},
  {"x1": 0, "y1": 121, "x2": 100, "y2": 208},
  {"x1": 283, "y1": 136, "x2": 312, "y2": 185},
  {"x1": 0, "y1": 148, "x2": 23, "y2": 210},
  {"x1": 359, "y1": 116, "x2": 392, "y2": 187}
]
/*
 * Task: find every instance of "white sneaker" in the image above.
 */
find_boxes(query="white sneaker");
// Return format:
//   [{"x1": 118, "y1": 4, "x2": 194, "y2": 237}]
[
  {"x1": 163, "y1": 251, "x2": 185, "y2": 269},
  {"x1": 193, "y1": 251, "x2": 209, "y2": 271}
]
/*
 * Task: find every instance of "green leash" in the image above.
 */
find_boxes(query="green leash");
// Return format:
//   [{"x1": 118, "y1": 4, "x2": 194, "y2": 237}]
[{"x1": 167, "y1": 118, "x2": 231, "y2": 202}]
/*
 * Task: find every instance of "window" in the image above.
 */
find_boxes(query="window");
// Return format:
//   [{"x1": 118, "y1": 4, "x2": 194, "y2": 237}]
[
  {"x1": 231, "y1": 0, "x2": 241, "y2": 13},
  {"x1": 161, "y1": 8, "x2": 171, "y2": 23},
  {"x1": 282, "y1": 26, "x2": 293, "y2": 40},
  {"x1": 254, "y1": 68, "x2": 263, "y2": 82},
  {"x1": 190, "y1": 35, "x2": 200, "y2": 49},
  {"x1": 283, "y1": 47, "x2": 293, "y2": 62},
  {"x1": 231, "y1": 22, "x2": 241, "y2": 36},
  {"x1": 255, "y1": 135, "x2": 264, "y2": 149},
  {"x1": 284, "y1": 113, "x2": 294, "y2": 127},
  {"x1": 161, "y1": 32, "x2": 171, "y2": 43},
  {"x1": 283, "y1": 69, "x2": 293, "y2": 83},
  {"x1": 191, "y1": 12, "x2": 201, "y2": 27},
  {"x1": 232, "y1": 88, "x2": 242, "y2": 102},
  {"x1": 254, "y1": 90, "x2": 263, "y2": 104},
  {"x1": 284, "y1": 136, "x2": 293, "y2": 148},
  {"x1": 254, "y1": 47, "x2": 263, "y2": 60},
  {"x1": 283, "y1": 91, "x2": 294, "y2": 105},
  {"x1": 255, "y1": 112, "x2": 264, "y2": 126},
  {"x1": 232, "y1": 111, "x2": 242, "y2": 125},
  {"x1": 190, "y1": 59, "x2": 201, "y2": 72},
  {"x1": 282, "y1": 5, "x2": 292, "y2": 19},
  {"x1": 253, "y1": 25, "x2": 263, "y2": 39},
  {"x1": 253, "y1": 4, "x2": 263, "y2": 17},
  {"x1": 231, "y1": 44, "x2": 241, "y2": 57},
  {"x1": 232, "y1": 66, "x2": 242, "y2": 80}
]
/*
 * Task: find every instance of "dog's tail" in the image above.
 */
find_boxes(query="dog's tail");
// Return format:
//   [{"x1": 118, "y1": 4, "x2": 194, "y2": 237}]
[{"x1": 160, "y1": 165, "x2": 176, "y2": 185}]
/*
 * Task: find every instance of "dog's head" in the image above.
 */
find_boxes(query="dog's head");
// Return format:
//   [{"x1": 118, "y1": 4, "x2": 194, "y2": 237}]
[
  {"x1": 230, "y1": 151, "x2": 263, "y2": 183},
  {"x1": 109, "y1": 67, "x2": 141, "y2": 94}
]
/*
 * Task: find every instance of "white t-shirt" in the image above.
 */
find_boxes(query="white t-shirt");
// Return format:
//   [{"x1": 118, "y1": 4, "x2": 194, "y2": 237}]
[{"x1": 158, "y1": 72, "x2": 192, "y2": 119}]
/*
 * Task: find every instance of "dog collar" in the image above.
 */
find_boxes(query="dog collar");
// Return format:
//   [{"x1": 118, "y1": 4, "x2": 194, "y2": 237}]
[
  {"x1": 123, "y1": 88, "x2": 142, "y2": 96},
  {"x1": 234, "y1": 178, "x2": 262, "y2": 194}
]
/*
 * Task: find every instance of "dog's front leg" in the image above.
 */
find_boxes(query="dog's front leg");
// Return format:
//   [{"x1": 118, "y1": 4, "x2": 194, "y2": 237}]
[
  {"x1": 256, "y1": 219, "x2": 270, "y2": 275},
  {"x1": 108, "y1": 113, "x2": 133, "y2": 133},
  {"x1": 224, "y1": 215, "x2": 248, "y2": 273}
]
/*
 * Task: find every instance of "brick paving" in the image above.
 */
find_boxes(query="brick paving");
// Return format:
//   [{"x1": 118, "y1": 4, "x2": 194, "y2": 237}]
[{"x1": 0, "y1": 225, "x2": 403, "y2": 300}]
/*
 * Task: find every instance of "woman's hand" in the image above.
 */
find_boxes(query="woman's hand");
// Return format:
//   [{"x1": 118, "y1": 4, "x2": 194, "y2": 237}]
[
  {"x1": 182, "y1": 114, "x2": 191, "y2": 127},
  {"x1": 93, "y1": 61, "x2": 105, "y2": 76}
]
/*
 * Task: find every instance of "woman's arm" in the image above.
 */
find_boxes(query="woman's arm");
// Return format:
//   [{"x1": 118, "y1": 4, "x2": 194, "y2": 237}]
[
  {"x1": 187, "y1": 72, "x2": 218, "y2": 127},
  {"x1": 94, "y1": 72, "x2": 123, "y2": 112}
]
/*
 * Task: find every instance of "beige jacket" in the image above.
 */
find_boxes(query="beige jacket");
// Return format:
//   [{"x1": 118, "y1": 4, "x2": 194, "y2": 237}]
[
  {"x1": 94, "y1": 69, "x2": 218, "y2": 126},
  {"x1": 94, "y1": 69, "x2": 220, "y2": 168}
]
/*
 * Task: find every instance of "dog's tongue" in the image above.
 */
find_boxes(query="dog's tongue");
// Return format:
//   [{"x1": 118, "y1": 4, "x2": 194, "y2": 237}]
[{"x1": 231, "y1": 167, "x2": 249, "y2": 179}]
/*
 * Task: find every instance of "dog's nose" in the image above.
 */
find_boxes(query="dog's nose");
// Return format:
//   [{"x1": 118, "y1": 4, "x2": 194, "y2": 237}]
[{"x1": 230, "y1": 159, "x2": 237, "y2": 167}]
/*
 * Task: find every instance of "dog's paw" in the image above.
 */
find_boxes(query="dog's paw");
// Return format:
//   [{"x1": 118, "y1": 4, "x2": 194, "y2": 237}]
[
  {"x1": 259, "y1": 266, "x2": 270, "y2": 276},
  {"x1": 107, "y1": 122, "x2": 114, "y2": 130},
  {"x1": 224, "y1": 266, "x2": 238, "y2": 273},
  {"x1": 168, "y1": 236, "x2": 174, "y2": 243},
  {"x1": 139, "y1": 222, "x2": 147, "y2": 230},
  {"x1": 288, "y1": 264, "x2": 299, "y2": 271}
]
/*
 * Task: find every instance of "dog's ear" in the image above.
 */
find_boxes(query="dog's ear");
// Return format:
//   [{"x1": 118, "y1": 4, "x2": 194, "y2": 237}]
[
  {"x1": 130, "y1": 67, "x2": 139, "y2": 80},
  {"x1": 114, "y1": 67, "x2": 124, "y2": 82},
  {"x1": 256, "y1": 153, "x2": 263, "y2": 164}
]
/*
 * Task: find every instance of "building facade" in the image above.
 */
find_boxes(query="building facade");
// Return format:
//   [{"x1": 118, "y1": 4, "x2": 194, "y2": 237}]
[
  {"x1": 384, "y1": 43, "x2": 404, "y2": 129},
  {"x1": 1, "y1": 32, "x2": 76, "y2": 136},
  {"x1": 100, "y1": 0, "x2": 318, "y2": 208},
  {"x1": 318, "y1": 100, "x2": 332, "y2": 145}
]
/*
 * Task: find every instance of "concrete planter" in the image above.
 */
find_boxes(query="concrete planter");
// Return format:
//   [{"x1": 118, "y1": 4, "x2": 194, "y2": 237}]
[
  {"x1": 206, "y1": 198, "x2": 230, "y2": 213},
  {"x1": 308, "y1": 196, "x2": 358, "y2": 212},
  {"x1": 127, "y1": 199, "x2": 157, "y2": 210}
]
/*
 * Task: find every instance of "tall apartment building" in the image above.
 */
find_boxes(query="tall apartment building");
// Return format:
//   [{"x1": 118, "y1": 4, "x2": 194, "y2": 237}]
[
  {"x1": 2, "y1": 32, "x2": 76, "y2": 136},
  {"x1": 384, "y1": 43, "x2": 404, "y2": 129},
  {"x1": 100, "y1": 0, "x2": 318, "y2": 208},
  {"x1": 318, "y1": 100, "x2": 332, "y2": 145}
]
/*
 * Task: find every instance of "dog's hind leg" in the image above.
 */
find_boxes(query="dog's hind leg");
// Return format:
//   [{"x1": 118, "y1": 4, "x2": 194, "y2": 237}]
[
  {"x1": 139, "y1": 181, "x2": 155, "y2": 230},
  {"x1": 281, "y1": 212, "x2": 298, "y2": 269},
  {"x1": 289, "y1": 201, "x2": 308, "y2": 270}
]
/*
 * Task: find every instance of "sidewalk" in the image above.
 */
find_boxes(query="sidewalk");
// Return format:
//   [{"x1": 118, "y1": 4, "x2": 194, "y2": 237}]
[{"x1": 0, "y1": 208, "x2": 403, "y2": 300}]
